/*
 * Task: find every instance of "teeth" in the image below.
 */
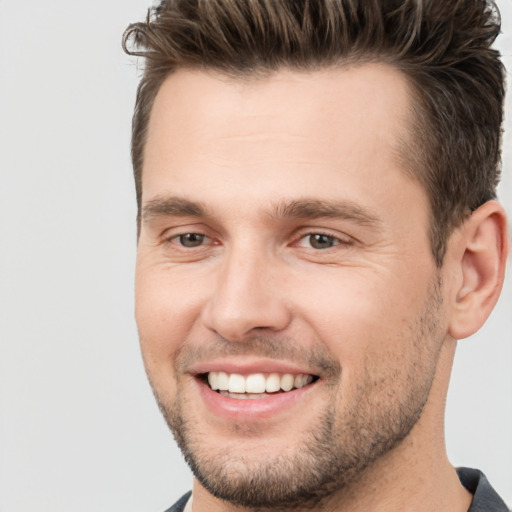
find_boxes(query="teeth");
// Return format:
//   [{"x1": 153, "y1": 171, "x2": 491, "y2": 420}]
[
  {"x1": 208, "y1": 371, "x2": 229, "y2": 391},
  {"x1": 207, "y1": 371, "x2": 314, "y2": 395},
  {"x1": 246, "y1": 373, "x2": 266, "y2": 393},
  {"x1": 219, "y1": 391, "x2": 268, "y2": 400},
  {"x1": 294, "y1": 374, "x2": 305, "y2": 388},
  {"x1": 280, "y1": 374, "x2": 294, "y2": 391},
  {"x1": 218, "y1": 371, "x2": 229, "y2": 390},
  {"x1": 228, "y1": 373, "x2": 246, "y2": 393},
  {"x1": 265, "y1": 373, "x2": 281, "y2": 393}
]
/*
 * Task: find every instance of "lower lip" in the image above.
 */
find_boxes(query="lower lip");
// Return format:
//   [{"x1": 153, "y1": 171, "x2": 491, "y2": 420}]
[{"x1": 195, "y1": 377, "x2": 316, "y2": 422}]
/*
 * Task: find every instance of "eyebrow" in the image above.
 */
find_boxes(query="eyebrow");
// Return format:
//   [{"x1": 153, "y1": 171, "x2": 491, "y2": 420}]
[
  {"x1": 141, "y1": 196, "x2": 382, "y2": 229},
  {"x1": 142, "y1": 196, "x2": 207, "y2": 222},
  {"x1": 271, "y1": 199, "x2": 382, "y2": 228}
]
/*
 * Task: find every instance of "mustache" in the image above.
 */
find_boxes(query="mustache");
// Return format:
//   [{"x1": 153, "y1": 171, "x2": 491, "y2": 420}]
[{"x1": 174, "y1": 335, "x2": 341, "y2": 379}]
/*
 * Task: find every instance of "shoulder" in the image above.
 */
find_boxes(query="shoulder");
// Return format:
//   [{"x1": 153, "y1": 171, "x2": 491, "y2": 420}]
[
  {"x1": 162, "y1": 491, "x2": 192, "y2": 512},
  {"x1": 457, "y1": 467, "x2": 510, "y2": 512}
]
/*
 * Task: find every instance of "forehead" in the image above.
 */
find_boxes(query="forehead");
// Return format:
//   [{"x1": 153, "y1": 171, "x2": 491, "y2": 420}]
[{"x1": 142, "y1": 64, "x2": 420, "y2": 212}]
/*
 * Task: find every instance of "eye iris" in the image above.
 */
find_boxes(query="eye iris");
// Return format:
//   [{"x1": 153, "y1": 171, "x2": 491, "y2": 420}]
[
  {"x1": 179, "y1": 233, "x2": 204, "y2": 247},
  {"x1": 309, "y1": 234, "x2": 334, "y2": 249}
]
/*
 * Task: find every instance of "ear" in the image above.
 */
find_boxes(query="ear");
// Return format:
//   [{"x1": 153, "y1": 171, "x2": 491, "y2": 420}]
[{"x1": 448, "y1": 201, "x2": 509, "y2": 340}]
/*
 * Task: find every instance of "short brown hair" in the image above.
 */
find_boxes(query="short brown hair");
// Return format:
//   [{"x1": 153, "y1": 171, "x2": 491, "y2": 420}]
[{"x1": 123, "y1": 0, "x2": 505, "y2": 265}]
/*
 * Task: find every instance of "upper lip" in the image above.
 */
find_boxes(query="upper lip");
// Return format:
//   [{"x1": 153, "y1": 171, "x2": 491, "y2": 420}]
[{"x1": 189, "y1": 358, "x2": 319, "y2": 377}]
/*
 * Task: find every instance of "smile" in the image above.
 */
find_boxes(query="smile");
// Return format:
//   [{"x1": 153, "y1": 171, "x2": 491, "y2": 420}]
[
  {"x1": 206, "y1": 371, "x2": 315, "y2": 399},
  {"x1": 193, "y1": 365, "x2": 322, "y2": 420}
]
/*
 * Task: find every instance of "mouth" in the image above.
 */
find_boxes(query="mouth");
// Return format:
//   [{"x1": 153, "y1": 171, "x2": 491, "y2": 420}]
[{"x1": 200, "y1": 371, "x2": 318, "y2": 399}]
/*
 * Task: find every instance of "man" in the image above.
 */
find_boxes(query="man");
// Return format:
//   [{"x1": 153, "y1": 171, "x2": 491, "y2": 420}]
[{"x1": 123, "y1": 1, "x2": 510, "y2": 511}]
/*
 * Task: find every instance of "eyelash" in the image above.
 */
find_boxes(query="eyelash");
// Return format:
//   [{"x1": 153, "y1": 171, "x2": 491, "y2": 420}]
[
  {"x1": 168, "y1": 232, "x2": 213, "y2": 248},
  {"x1": 167, "y1": 231, "x2": 351, "y2": 251},
  {"x1": 294, "y1": 230, "x2": 354, "y2": 251},
  {"x1": 296, "y1": 233, "x2": 345, "y2": 250}
]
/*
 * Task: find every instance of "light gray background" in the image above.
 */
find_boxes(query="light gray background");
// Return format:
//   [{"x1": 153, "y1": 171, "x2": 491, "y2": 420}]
[{"x1": 0, "y1": 1, "x2": 510, "y2": 511}]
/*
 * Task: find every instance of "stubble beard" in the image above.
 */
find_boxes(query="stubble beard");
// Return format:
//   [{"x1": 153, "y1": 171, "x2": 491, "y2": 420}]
[{"x1": 148, "y1": 279, "x2": 445, "y2": 510}]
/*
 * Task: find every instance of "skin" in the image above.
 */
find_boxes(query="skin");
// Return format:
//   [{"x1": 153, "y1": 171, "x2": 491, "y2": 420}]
[{"x1": 135, "y1": 64, "x2": 508, "y2": 511}]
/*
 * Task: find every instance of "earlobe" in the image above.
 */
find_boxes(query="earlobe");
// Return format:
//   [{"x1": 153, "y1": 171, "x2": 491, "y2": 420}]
[{"x1": 448, "y1": 201, "x2": 509, "y2": 340}]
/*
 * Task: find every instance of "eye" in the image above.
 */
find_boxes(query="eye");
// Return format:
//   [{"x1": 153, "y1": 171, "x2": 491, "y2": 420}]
[
  {"x1": 175, "y1": 233, "x2": 207, "y2": 247},
  {"x1": 299, "y1": 233, "x2": 342, "y2": 250},
  {"x1": 307, "y1": 233, "x2": 337, "y2": 249}
]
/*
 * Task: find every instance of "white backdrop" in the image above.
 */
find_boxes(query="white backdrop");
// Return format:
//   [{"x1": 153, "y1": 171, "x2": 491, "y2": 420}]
[{"x1": 0, "y1": 1, "x2": 510, "y2": 511}]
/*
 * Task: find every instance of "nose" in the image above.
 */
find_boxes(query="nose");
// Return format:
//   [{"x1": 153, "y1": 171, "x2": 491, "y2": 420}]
[{"x1": 201, "y1": 246, "x2": 292, "y2": 341}]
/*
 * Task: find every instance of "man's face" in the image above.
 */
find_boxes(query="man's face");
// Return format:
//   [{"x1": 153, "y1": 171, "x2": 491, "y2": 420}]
[{"x1": 136, "y1": 65, "x2": 449, "y2": 508}]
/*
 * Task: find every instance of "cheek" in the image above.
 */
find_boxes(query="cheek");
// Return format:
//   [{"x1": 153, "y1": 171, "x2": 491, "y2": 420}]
[
  {"x1": 134, "y1": 262, "x2": 206, "y2": 373},
  {"x1": 294, "y1": 269, "x2": 416, "y2": 334},
  {"x1": 289, "y1": 266, "x2": 432, "y2": 375}
]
